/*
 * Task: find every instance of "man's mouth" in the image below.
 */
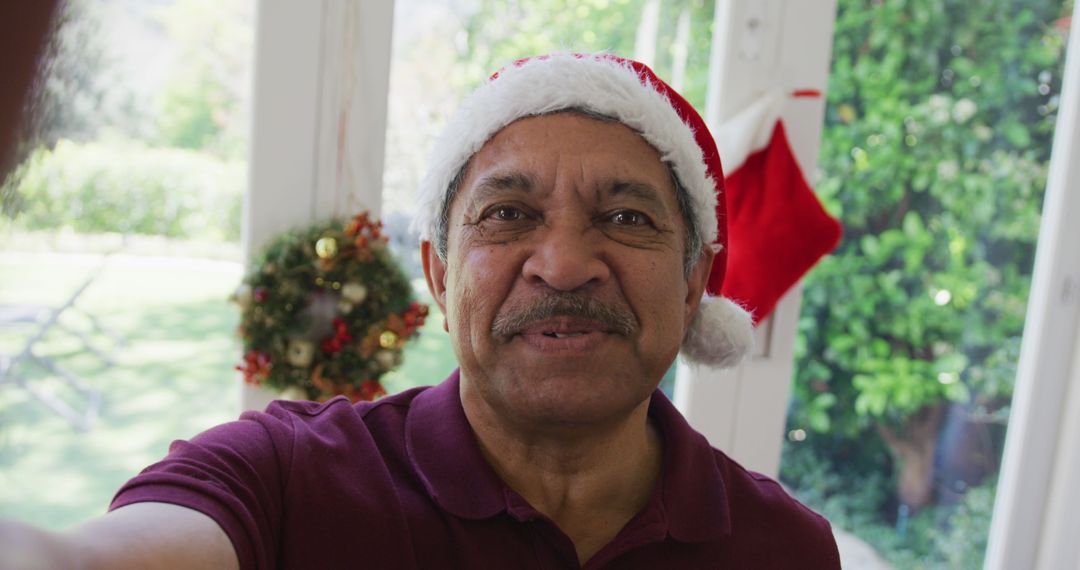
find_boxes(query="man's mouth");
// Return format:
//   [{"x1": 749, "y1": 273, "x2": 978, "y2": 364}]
[
  {"x1": 511, "y1": 318, "x2": 613, "y2": 353},
  {"x1": 521, "y1": 317, "x2": 609, "y2": 337},
  {"x1": 511, "y1": 317, "x2": 618, "y2": 355},
  {"x1": 542, "y1": 331, "x2": 586, "y2": 339}
]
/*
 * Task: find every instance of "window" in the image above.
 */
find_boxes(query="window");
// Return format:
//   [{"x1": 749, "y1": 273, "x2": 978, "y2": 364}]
[
  {"x1": 778, "y1": 2, "x2": 1072, "y2": 568},
  {"x1": 0, "y1": 0, "x2": 254, "y2": 529}
]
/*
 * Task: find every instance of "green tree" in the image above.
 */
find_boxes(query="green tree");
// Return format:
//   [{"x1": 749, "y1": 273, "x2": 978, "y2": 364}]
[
  {"x1": 30, "y1": 0, "x2": 138, "y2": 147},
  {"x1": 2, "y1": 0, "x2": 147, "y2": 220},
  {"x1": 457, "y1": 0, "x2": 715, "y2": 111},
  {"x1": 788, "y1": 0, "x2": 1069, "y2": 516},
  {"x1": 154, "y1": 0, "x2": 253, "y2": 159}
]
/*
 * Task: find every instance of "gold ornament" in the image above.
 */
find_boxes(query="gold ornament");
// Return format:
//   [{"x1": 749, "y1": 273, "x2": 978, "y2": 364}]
[
  {"x1": 379, "y1": 330, "x2": 400, "y2": 349},
  {"x1": 286, "y1": 339, "x2": 316, "y2": 367},
  {"x1": 375, "y1": 349, "x2": 396, "y2": 370},
  {"x1": 315, "y1": 237, "x2": 339, "y2": 259},
  {"x1": 341, "y1": 282, "x2": 368, "y2": 303},
  {"x1": 279, "y1": 386, "x2": 308, "y2": 401},
  {"x1": 231, "y1": 284, "x2": 253, "y2": 309}
]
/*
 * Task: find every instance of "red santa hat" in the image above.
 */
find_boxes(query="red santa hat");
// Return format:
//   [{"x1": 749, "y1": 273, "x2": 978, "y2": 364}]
[{"x1": 414, "y1": 53, "x2": 838, "y2": 368}]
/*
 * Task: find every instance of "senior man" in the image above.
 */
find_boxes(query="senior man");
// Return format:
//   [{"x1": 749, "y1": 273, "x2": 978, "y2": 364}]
[{"x1": 2, "y1": 53, "x2": 839, "y2": 569}]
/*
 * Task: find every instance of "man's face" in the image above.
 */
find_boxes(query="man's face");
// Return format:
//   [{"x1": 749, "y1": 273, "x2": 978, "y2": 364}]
[{"x1": 423, "y1": 112, "x2": 713, "y2": 428}]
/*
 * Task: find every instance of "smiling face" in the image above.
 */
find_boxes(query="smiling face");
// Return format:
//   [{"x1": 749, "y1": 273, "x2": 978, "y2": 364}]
[{"x1": 423, "y1": 112, "x2": 714, "y2": 430}]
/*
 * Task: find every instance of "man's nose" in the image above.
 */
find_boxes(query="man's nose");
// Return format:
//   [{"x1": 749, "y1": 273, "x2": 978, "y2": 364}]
[{"x1": 521, "y1": 224, "x2": 611, "y2": 292}]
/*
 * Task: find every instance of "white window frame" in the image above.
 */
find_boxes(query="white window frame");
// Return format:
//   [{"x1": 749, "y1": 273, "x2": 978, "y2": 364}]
[
  {"x1": 241, "y1": 0, "x2": 395, "y2": 411},
  {"x1": 674, "y1": 0, "x2": 837, "y2": 479},
  {"x1": 680, "y1": 2, "x2": 1080, "y2": 568},
  {"x1": 984, "y1": 10, "x2": 1080, "y2": 569}
]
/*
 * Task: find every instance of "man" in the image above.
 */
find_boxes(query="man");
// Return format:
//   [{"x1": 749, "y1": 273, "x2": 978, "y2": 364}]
[{"x1": 1, "y1": 53, "x2": 839, "y2": 569}]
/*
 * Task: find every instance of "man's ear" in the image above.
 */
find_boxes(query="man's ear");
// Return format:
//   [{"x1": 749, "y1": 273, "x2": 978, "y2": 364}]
[
  {"x1": 684, "y1": 246, "x2": 717, "y2": 320},
  {"x1": 421, "y1": 240, "x2": 449, "y2": 330}
]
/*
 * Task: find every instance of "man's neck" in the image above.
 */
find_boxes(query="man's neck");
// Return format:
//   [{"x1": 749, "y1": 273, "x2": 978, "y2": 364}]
[{"x1": 460, "y1": 383, "x2": 663, "y2": 565}]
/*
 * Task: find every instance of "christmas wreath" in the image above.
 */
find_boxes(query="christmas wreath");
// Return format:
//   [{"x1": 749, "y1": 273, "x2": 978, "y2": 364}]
[{"x1": 233, "y1": 212, "x2": 428, "y2": 402}]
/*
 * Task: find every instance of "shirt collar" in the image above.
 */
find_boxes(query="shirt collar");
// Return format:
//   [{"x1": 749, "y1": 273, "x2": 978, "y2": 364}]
[
  {"x1": 405, "y1": 369, "x2": 732, "y2": 541},
  {"x1": 405, "y1": 370, "x2": 507, "y2": 519},
  {"x1": 649, "y1": 390, "x2": 732, "y2": 542}
]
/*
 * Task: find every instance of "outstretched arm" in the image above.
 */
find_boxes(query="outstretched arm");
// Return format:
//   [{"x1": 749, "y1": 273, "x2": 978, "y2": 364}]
[{"x1": 1, "y1": 502, "x2": 238, "y2": 570}]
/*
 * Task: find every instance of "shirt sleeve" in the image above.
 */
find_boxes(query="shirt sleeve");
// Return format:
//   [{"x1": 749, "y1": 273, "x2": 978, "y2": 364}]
[{"x1": 110, "y1": 408, "x2": 297, "y2": 570}]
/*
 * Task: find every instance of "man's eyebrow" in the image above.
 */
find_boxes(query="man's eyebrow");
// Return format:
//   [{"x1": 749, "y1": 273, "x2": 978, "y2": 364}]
[
  {"x1": 606, "y1": 179, "x2": 670, "y2": 214},
  {"x1": 469, "y1": 172, "x2": 537, "y2": 203},
  {"x1": 460, "y1": 172, "x2": 535, "y2": 212}
]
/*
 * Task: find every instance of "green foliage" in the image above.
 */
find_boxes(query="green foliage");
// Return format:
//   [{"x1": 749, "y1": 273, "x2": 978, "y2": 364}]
[
  {"x1": 933, "y1": 480, "x2": 997, "y2": 569},
  {"x1": 153, "y1": 0, "x2": 253, "y2": 159},
  {"x1": 29, "y1": 0, "x2": 144, "y2": 148},
  {"x1": 869, "y1": 479, "x2": 997, "y2": 569},
  {"x1": 783, "y1": 438, "x2": 1000, "y2": 569},
  {"x1": 781, "y1": 436, "x2": 895, "y2": 529},
  {"x1": 784, "y1": 0, "x2": 1068, "y2": 560},
  {"x1": 156, "y1": 70, "x2": 232, "y2": 152},
  {"x1": 459, "y1": 0, "x2": 715, "y2": 111},
  {"x1": 5, "y1": 139, "x2": 243, "y2": 241},
  {"x1": 792, "y1": 0, "x2": 1068, "y2": 435}
]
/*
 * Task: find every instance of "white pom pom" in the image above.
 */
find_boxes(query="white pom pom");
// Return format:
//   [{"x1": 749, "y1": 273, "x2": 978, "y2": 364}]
[{"x1": 680, "y1": 296, "x2": 754, "y2": 369}]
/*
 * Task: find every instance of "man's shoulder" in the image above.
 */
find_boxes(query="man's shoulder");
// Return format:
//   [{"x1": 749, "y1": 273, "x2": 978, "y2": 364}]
[
  {"x1": 253, "y1": 384, "x2": 431, "y2": 429},
  {"x1": 710, "y1": 447, "x2": 840, "y2": 565},
  {"x1": 711, "y1": 449, "x2": 822, "y2": 521},
  {"x1": 219, "y1": 385, "x2": 434, "y2": 464}
]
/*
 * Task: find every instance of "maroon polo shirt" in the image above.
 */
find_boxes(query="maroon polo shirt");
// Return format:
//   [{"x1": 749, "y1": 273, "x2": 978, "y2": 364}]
[{"x1": 111, "y1": 370, "x2": 839, "y2": 569}]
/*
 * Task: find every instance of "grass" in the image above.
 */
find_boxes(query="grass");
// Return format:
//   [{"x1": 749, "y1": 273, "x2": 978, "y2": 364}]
[
  {"x1": 0, "y1": 248, "x2": 458, "y2": 531},
  {"x1": 0, "y1": 252, "x2": 244, "y2": 530}
]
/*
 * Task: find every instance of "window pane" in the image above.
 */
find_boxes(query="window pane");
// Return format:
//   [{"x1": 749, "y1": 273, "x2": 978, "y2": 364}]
[
  {"x1": 779, "y1": 2, "x2": 1071, "y2": 568},
  {"x1": 0, "y1": 0, "x2": 254, "y2": 529}
]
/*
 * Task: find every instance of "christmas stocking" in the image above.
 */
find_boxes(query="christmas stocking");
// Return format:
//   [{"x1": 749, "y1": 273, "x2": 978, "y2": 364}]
[{"x1": 708, "y1": 92, "x2": 842, "y2": 324}]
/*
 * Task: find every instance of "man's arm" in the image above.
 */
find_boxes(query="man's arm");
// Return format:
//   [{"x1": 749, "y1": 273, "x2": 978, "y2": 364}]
[{"x1": 1, "y1": 503, "x2": 238, "y2": 570}]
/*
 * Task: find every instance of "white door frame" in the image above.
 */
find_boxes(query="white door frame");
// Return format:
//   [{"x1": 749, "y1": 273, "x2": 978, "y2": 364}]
[
  {"x1": 241, "y1": 0, "x2": 395, "y2": 411},
  {"x1": 674, "y1": 0, "x2": 837, "y2": 478}
]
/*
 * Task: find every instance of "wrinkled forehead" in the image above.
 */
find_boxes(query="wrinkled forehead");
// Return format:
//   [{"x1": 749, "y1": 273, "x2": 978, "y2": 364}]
[{"x1": 452, "y1": 111, "x2": 678, "y2": 210}]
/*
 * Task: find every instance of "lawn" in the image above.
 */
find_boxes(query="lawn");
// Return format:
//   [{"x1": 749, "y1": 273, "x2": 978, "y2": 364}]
[{"x1": 0, "y1": 250, "x2": 456, "y2": 530}]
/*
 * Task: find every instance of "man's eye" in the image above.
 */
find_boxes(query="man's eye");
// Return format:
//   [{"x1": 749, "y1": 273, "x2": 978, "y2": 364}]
[
  {"x1": 490, "y1": 206, "x2": 524, "y2": 221},
  {"x1": 609, "y1": 210, "x2": 649, "y2": 226}
]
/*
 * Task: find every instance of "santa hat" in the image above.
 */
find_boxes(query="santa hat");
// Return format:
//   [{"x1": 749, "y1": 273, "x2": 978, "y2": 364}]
[{"x1": 413, "y1": 53, "x2": 835, "y2": 368}]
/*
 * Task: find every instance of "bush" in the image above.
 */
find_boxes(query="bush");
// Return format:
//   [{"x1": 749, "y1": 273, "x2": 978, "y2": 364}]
[
  {"x1": 785, "y1": 0, "x2": 1068, "y2": 531},
  {"x1": 784, "y1": 438, "x2": 999, "y2": 569},
  {"x1": 5, "y1": 139, "x2": 244, "y2": 241}
]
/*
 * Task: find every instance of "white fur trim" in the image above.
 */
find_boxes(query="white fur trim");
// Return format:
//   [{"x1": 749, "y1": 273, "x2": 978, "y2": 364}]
[
  {"x1": 713, "y1": 88, "x2": 785, "y2": 173},
  {"x1": 680, "y1": 296, "x2": 754, "y2": 368},
  {"x1": 411, "y1": 53, "x2": 718, "y2": 245}
]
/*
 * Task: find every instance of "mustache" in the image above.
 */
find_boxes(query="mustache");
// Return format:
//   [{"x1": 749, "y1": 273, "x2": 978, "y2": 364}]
[{"x1": 491, "y1": 293, "x2": 638, "y2": 338}]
